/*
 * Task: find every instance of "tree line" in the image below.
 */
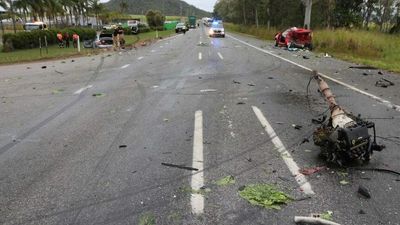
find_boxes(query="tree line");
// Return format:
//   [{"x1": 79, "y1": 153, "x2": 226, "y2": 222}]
[
  {"x1": 214, "y1": 0, "x2": 400, "y2": 32},
  {"x1": 0, "y1": 0, "x2": 108, "y2": 34}
]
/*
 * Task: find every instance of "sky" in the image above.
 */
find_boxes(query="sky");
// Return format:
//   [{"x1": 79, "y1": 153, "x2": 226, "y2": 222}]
[{"x1": 99, "y1": 0, "x2": 217, "y2": 12}]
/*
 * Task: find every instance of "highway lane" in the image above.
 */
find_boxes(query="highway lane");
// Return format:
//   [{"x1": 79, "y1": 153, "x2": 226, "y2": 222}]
[{"x1": 0, "y1": 25, "x2": 399, "y2": 225}]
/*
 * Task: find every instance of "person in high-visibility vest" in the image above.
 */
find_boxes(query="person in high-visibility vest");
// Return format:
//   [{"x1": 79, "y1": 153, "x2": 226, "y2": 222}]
[
  {"x1": 57, "y1": 32, "x2": 63, "y2": 48},
  {"x1": 72, "y1": 33, "x2": 79, "y2": 48}
]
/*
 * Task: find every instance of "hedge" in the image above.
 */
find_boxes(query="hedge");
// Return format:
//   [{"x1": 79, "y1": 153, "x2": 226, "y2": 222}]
[{"x1": 2, "y1": 28, "x2": 96, "y2": 52}]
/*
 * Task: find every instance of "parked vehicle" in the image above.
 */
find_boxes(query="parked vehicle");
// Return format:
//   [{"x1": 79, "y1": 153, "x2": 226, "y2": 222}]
[
  {"x1": 92, "y1": 33, "x2": 113, "y2": 48},
  {"x1": 23, "y1": 22, "x2": 48, "y2": 31},
  {"x1": 209, "y1": 21, "x2": 225, "y2": 38},
  {"x1": 274, "y1": 27, "x2": 313, "y2": 50},
  {"x1": 175, "y1": 23, "x2": 188, "y2": 33}
]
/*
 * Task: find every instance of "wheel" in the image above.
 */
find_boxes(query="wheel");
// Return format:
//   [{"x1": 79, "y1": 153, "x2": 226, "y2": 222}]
[
  {"x1": 275, "y1": 41, "x2": 278, "y2": 47},
  {"x1": 222, "y1": 35, "x2": 225, "y2": 38}
]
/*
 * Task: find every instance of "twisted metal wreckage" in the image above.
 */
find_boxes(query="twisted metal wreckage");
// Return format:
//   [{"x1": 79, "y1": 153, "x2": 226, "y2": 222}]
[{"x1": 310, "y1": 71, "x2": 385, "y2": 165}]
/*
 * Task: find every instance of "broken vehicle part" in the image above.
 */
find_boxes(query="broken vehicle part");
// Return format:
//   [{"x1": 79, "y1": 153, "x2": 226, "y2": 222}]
[
  {"x1": 294, "y1": 216, "x2": 341, "y2": 225},
  {"x1": 311, "y1": 71, "x2": 384, "y2": 165},
  {"x1": 375, "y1": 78, "x2": 395, "y2": 88},
  {"x1": 161, "y1": 162, "x2": 198, "y2": 171}
]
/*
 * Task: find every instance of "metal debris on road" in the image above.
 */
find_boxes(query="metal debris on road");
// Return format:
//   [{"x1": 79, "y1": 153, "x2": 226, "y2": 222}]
[
  {"x1": 375, "y1": 78, "x2": 395, "y2": 88},
  {"x1": 299, "y1": 166, "x2": 326, "y2": 175},
  {"x1": 359, "y1": 209, "x2": 366, "y2": 214},
  {"x1": 303, "y1": 55, "x2": 310, "y2": 59},
  {"x1": 239, "y1": 184, "x2": 292, "y2": 210},
  {"x1": 294, "y1": 216, "x2": 340, "y2": 225},
  {"x1": 161, "y1": 162, "x2": 199, "y2": 171},
  {"x1": 268, "y1": 77, "x2": 274, "y2": 79},
  {"x1": 216, "y1": 175, "x2": 235, "y2": 186},
  {"x1": 358, "y1": 185, "x2": 371, "y2": 198},
  {"x1": 300, "y1": 138, "x2": 310, "y2": 144},
  {"x1": 55, "y1": 70, "x2": 64, "y2": 74},
  {"x1": 233, "y1": 80, "x2": 241, "y2": 84},
  {"x1": 119, "y1": 145, "x2": 127, "y2": 149},
  {"x1": 247, "y1": 83, "x2": 256, "y2": 86},
  {"x1": 163, "y1": 118, "x2": 169, "y2": 122},
  {"x1": 292, "y1": 124, "x2": 302, "y2": 130},
  {"x1": 237, "y1": 102, "x2": 246, "y2": 105},
  {"x1": 41, "y1": 66, "x2": 47, "y2": 69}
]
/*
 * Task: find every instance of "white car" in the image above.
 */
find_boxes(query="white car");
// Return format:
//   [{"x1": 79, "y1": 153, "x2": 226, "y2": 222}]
[{"x1": 209, "y1": 22, "x2": 225, "y2": 38}]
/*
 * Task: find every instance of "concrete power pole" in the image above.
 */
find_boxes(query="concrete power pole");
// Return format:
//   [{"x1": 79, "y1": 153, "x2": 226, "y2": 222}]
[{"x1": 302, "y1": 0, "x2": 313, "y2": 29}]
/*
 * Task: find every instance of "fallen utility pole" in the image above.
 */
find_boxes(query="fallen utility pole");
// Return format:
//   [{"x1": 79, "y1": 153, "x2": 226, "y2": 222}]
[{"x1": 311, "y1": 71, "x2": 385, "y2": 165}]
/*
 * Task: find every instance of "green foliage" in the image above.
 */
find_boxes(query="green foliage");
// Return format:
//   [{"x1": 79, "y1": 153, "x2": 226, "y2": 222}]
[
  {"x1": 239, "y1": 184, "x2": 292, "y2": 210},
  {"x1": 216, "y1": 175, "x2": 235, "y2": 186},
  {"x1": 138, "y1": 212, "x2": 156, "y2": 225},
  {"x1": 2, "y1": 28, "x2": 96, "y2": 51},
  {"x1": 320, "y1": 211, "x2": 334, "y2": 221},
  {"x1": 146, "y1": 10, "x2": 166, "y2": 29}
]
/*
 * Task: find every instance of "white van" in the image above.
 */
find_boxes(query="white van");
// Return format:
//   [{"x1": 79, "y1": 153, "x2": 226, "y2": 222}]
[{"x1": 23, "y1": 22, "x2": 48, "y2": 31}]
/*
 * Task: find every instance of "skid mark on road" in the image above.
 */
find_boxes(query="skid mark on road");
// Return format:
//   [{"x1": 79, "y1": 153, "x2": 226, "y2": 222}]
[
  {"x1": 228, "y1": 34, "x2": 400, "y2": 113},
  {"x1": 252, "y1": 106, "x2": 315, "y2": 196},
  {"x1": 191, "y1": 110, "x2": 204, "y2": 214}
]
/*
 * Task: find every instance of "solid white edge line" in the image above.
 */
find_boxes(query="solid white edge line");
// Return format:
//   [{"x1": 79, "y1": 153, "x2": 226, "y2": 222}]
[
  {"x1": 217, "y1": 52, "x2": 224, "y2": 60},
  {"x1": 199, "y1": 52, "x2": 202, "y2": 60},
  {"x1": 74, "y1": 85, "x2": 93, "y2": 95},
  {"x1": 227, "y1": 34, "x2": 400, "y2": 112},
  {"x1": 252, "y1": 106, "x2": 315, "y2": 196},
  {"x1": 191, "y1": 110, "x2": 204, "y2": 214},
  {"x1": 120, "y1": 64, "x2": 130, "y2": 69}
]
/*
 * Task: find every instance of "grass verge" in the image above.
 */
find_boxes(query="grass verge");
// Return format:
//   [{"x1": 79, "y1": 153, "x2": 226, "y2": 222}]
[
  {"x1": 225, "y1": 23, "x2": 400, "y2": 73},
  {"x1": 0, "y1": 29, "x2": 176, "y2": 65}
]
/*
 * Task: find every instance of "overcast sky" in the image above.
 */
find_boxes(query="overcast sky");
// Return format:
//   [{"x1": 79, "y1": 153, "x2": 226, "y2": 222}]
[{"x1": 99, "y1": 0, "x2": 216, "y2": 12}]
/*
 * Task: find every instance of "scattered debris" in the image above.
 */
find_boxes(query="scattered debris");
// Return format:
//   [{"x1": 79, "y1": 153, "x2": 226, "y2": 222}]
[
  {"x1": 378, "y1": 71, "x2": 383, "y2": 75},
  {"x1": 52, "y1": 89, "x2": 64, "y2": 94},
  {"x1": 312, "y1": 116, "x2": 327, "y2": 124},
  {"x1": 350, "y1": 167, "x2": 400, "y2": 176},
  {"x1": 162, "y1": 152, "x2": 172, "y2": 154},
  {"x1": 163, "y1": 118, "x2": 169, "y2": 122},
  {"x1": 119, "y1": 145, "x2": 127, "y2": 149},
  {"x1": 92, "y1": 93, "x2": 105, "y2": 97},
  {"x1": 300, "y1": 138, "x2": 310, "y2": 145},
  {"x1": 323, "y1": 53, "x2": 332, "y2": 58},
  {"x1": 198, "y1": 76, "x2": 202, "y2": 79},
  {"x1": 27, "y1": 67, "x2": 31, "y2": 69},
  {"x1": 239, "y1": 184, "x2": 292, "y2": 210},
  {"x1": 339, "y1": 180, "x2": 349, "y2": 185},
  {"x1": 41, "y1": 66, "x2": 47, "y2": 69},
  {"x1": 197, "y1": 42, "x2": 209, "y2": 47},
  {"x1": 299, "y1": 166, "x2": 325, "y2": 176},
  {"x1": 71, "y1": 59, "x2": 75, "y2": 62},
  {"x1": 200, "y1": 89, "x2": 217, "y2": 93},
  {"x1": 276, "y1": 122, "x2": 284, "y2": 125},
  {"x1": 61, "y1": 61, "x2": 66, "y2": 63},
  {"x1": 132, "y1": 171, "x2": 137, "y2": 174},
  {"x1": 303, "y1": 56, "x2": 310, "y2": 59},
  {"x1": 304, "y1": 149, "x2": 312, "y2": 153},
  {"x1": 294, "y1": 216, "x2": 340, "y2": 225},
  {"x1": 359, "y1": 209, "x2": 366, "y2": 214},
  {"x1": 161, "y1": 162, "x2": 198, "y2": 171},
  {"x1": 292, "y1": 124, "x2": 302, "y2": 130},
  {"x1": 247, "y1": 83, "x2": 256, "y2": 86},
  {"x1": 375, "y1": 78, "x2": 395, "y2": 88},
  {"x1": 268, "y1": 77, "x2": 274, "y2": 79},
  {"x1": 55, "y1": 70, "x2": 64, "y2": 74},
  {"x1": 362, "y1": 72, "x2": 369, "y2": 76},
  {"x1": 358, "y1": 185, "x2": 371, "y2": 199},
  {"x1": 233, "y1": 80, "x2": 241, "y2": 84},
  {"x1": 237, "y1": 102, "x2": 246, "y2": 105},
  {"x1": 216, "y1": 175, "x2": 235, "y2": 186},
  {"x1": 138, "y1": 212, "x2": 156, "y2": 225},
  {"x1": 349, "y1": 66, "x2": 377, "y2": 70}
]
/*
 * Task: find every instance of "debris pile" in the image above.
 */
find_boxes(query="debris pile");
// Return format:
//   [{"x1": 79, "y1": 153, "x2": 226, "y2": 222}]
[{"x1": 239, "y1": 184, "x2": 292, "y2": 210}]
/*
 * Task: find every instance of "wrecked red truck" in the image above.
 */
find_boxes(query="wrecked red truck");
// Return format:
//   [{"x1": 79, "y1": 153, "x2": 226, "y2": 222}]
[{"x1": 275, "y1": 27, "x2": 313, "y2": 50}]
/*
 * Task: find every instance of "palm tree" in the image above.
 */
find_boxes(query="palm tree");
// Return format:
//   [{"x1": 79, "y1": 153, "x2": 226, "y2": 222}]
[
  {"x1": 0, "y1": 0, "x2": 8, "y2": 36},
  {"x1": 90, "y1": 0, "x2": 104, "y2": 28}
]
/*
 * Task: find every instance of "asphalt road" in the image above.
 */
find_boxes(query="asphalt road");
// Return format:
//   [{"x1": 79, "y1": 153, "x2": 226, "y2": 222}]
[{"x1": 1, "y1": 25, "x2": 400, "y2": 225}]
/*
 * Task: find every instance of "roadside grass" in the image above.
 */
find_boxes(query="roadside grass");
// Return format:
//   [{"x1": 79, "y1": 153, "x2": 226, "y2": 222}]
[
  {"x1": 225, "y1": 23, "x2": 400, "y2": 73},
  {"x1": 0, "y1": 30, "x2": 176, "y2": 64},
  {"x1": 0, "y1": 44, "x2": 97, "y2": 64}
]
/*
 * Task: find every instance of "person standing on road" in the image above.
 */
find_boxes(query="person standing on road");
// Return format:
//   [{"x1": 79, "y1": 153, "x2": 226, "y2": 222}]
[
  {"x1": 64, "y1": 32, "x2": 70, "y2": 48},
  {"x1": 113, "y1": 26, "x2": 119, "y2": 50},
  {"x1": 57, "y1": 32, "x2": 64, "y2": 48},
  {"x1": 72, "y1": 33, "x2": 79, "y2": 48}
]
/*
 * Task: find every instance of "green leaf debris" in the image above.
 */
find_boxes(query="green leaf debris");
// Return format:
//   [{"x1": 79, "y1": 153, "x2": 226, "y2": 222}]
[
  {"x1": 216, "y1": 175, "x2": 235, "y2": 186},
  {"x1": 239, "y1": 184, "x2": 292, "y2": 210}
]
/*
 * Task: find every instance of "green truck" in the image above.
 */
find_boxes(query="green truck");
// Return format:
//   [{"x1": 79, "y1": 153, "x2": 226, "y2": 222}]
[{"x1": 188, "y1": 16, "x2": 196, "y2": 29}]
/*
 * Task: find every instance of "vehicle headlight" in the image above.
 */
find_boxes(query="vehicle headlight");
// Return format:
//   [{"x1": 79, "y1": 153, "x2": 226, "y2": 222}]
[{"x1": 209, "y1": 29, "x2": 214, "y2": 34}]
